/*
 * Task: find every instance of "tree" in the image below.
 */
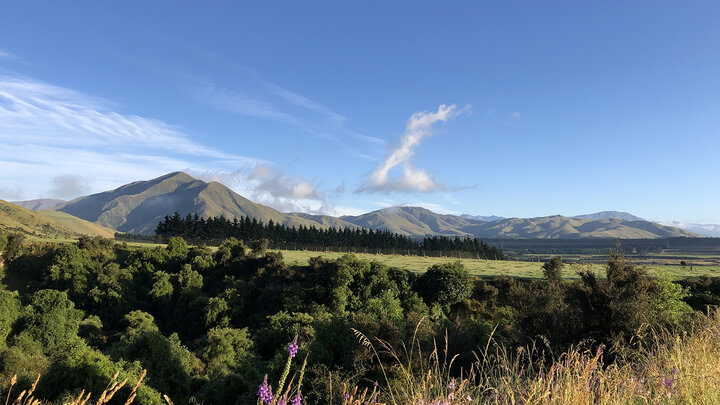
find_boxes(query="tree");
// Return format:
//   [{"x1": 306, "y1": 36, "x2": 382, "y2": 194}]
[
  {"x1": 149, "y1": 271, "x2": 174, "y2": 301},
  {"x1": 416, "y1": 262, "x2": 473, "y2": 309},
  {"x1": 123, "y1": 310, "x2": 159, "y2": 342},
  {"x1": 202, "y1": 327, "x2": 254, "y2": 377},
  {"x1": 542, "y1": 256, "x2": 564, "y2": 282},
  {"x1": 0, "y1": 290, "x2": 21, "y2": 351},
  {"x1": 21, "y1": 289, "x2": 84, "y2": 352},
  {"x1": 166, "y1": 237, "x2": 189, "y2": 261},
  {"x1": 205, "y1": 297, "x2": 230, "y2": 328},
  {"x1": 178, "y1": 264, "x2": 203, "y2": 294},
  {"x1": 47, "y1": 245, "x2": 93, "y2": 296}
]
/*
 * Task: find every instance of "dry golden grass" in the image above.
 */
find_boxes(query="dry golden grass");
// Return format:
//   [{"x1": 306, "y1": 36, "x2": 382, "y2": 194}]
[
  {"x1": 355, "y1": 312, "x2": 720, "y2": 404},
  {"x1": 2, "y1": 370, "x2": 146, "y2": 405}
]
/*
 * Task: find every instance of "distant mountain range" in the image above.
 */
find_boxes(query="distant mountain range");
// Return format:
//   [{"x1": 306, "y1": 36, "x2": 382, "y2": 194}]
[
  {"x1": 571, "y1": 211, "x2": 644, "y2": 221},
  {"x1": 11, "y1": 198, "x2": 65, "y2": 211},
  {"x1": 660, "y1": 222, "x2": 720, "y2": 238},
  {"x1": 5, "y1": 172, "x2": 703, "y2": 239},
  {"x1": 460, "y1": 214, "x2": 506, "y2": 222}
]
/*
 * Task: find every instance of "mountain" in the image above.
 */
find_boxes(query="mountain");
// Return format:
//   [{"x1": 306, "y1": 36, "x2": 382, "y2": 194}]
[
  {"x1": 48, "y1": 172, "x2": 700, "y2": 239},
  {"x1": 661, "y1": 221, "x2": 720, "y2": 238},
  {"x1": 340, "y1": 208, "x2": 698, "y2": 239},
  {"x1": 36, "y1": 210, "x2": 116, "y2": 239},
  {"x1": 341, "y1": 206, "x2": 476, "y2": 236},
  {"x1": 461, "y1": 215, "x2": 698, "y2": 239},
  {"x1": 572, "y1": 211, "x2": 644, "y2": 221},
  {"x1": 56, "y1": 172, "x2": 357, "y2": 234},
  {"x1": 11, "y1": 198, "x2": 65, "y2": 210},
  {"x1": 0, "y1": 199, "x2": 75, "y2": 239},
  {"x1": 460, "y1": 214, "x2": 505, "y2": 222}
]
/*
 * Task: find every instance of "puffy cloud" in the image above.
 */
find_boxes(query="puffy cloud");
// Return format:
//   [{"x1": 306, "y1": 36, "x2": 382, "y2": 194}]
[
  {"x1": 359, "y1": 104, "x2": 464, "y2": 193},
  {"x1": 49, "y1": 175, "x2": 89, "y2": 199},
  {"x1": 191, "y1": 163, "x2": 327, "y2": 214}
]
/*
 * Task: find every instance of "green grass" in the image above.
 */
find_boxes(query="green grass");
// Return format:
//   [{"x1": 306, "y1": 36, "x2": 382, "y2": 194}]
[{"x1": 277, "y1": 249, "x2": 720, "y2": 280}]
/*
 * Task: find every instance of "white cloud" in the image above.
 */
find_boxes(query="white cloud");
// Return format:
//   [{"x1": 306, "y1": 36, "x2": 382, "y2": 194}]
[
  {"x1": 50, "y1": 175, "x2": 89, "y2": 199},
  {"x1": 0, "y1": 75, "x2": 252, "y2": 162},
  {"x1": 187, "y1": 74, "x2": 386, "y2": 146},
  {"x1": 0, "y1": 49, "x2": 20, "y2": 61},
  {"x1": 359, "y1": 104, "x2": 464, "y2": 193},
  {"x1": 190, "y1": 164, "x2": 329, "y2": 214},
  {"x1": 0, "y1": 74, "x2": 260, "y2": 200},
  {"x1": 502, "y1": 111, "x2": 522, "y2": 125}
]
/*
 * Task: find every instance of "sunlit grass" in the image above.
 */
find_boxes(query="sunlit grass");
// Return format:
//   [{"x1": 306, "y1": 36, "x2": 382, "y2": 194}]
[
  {"x1": 278, "y1": 249, "x2": 720, "y2": 280},
  {"x1": 355, "y1": 311, "x2": 720, "y2": 404}
]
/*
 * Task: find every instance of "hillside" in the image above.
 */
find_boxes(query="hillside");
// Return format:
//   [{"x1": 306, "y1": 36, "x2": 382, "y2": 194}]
[
  {"x1": 57, "y1": 172, "x2": 357, "y2": 234},
  {"x1": 10, "y1": 198, "x2": 65, "y2": 210},
  {"x1": 338, "y1": 207, "x2": 698, "y2": 239},
  {"x1": 0, "y1": 199, "x2": 76, "y2": 238},
  {"x1": 36, "y1": 210, "x2": 116, "y2": 238},
  {"x1": 461, "y1": 215, "x2": 698, "y2": 239},
  {"x1": 341, "y1": 206, "x2": 477, "y2": 236},
  {"x1": 572, "y1": 211, "x2": 644, "y2": 221},
  {"x1": 48, "y1": 172, "x2": 701, "y2": 239}
]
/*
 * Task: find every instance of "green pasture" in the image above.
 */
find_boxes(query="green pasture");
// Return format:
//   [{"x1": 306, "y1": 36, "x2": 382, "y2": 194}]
[{"x1": 278, "y1": 249, "x2": 720, "y2": 280}]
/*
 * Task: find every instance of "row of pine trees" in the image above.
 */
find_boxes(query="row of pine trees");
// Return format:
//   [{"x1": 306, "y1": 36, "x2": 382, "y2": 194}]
[{"x1": 155, "y1": 212, "x2": 504, "y2": 259}]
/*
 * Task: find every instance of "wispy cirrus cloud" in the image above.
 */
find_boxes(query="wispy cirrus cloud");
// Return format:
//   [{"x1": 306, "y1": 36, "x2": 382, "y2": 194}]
[
  {"x1": 359, "y1": 104, "x2": 467, "y2": 193},
  {"x1": 186, "y1": 73, "x2": 385, "y2": 145},
  {"x1": 0, "y1": 75, "x2": 251, "y2": 161},
  {"x1": 0, "y1": 73, "x2": 329, "y2": 210},
  {"x1": 0, "y1": 49, "x2": 20, "y2": 61}
]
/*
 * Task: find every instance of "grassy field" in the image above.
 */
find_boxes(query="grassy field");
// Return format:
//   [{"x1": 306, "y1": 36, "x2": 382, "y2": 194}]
[
  {"x1": 30, "y1": 237, "x2": 720, "y2": 280},
  {"x1": 277, "y1": 249, "x2": 720, "y2": 280}
]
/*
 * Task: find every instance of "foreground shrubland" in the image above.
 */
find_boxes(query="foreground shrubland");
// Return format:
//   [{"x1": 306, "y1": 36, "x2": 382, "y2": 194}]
[{"x1": 1, "y1": 233, "x2": 720, "y2": 403}]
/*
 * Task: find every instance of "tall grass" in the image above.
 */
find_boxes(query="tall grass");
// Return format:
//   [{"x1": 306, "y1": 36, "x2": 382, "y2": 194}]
[
  {"x1": 2, "y1": 370, "x2": 149, "y2": 405},
  {"x1": 354, "y1": 311, "x2": 720, "y2": 404}
]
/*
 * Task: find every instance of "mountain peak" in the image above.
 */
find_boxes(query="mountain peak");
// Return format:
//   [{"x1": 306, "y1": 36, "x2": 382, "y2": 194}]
[
  {"x1": 573, "y1": 211, "x2": 643, "y2": 221},
  {"x1": 156, "y1": 171, "x2": 197, "y2": 182}
]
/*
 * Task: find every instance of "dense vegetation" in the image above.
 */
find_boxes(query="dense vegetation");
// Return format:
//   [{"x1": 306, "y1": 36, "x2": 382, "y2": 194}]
[
  {"x1": 0, "y1": 232, "x2": 719, "y2": 403},
  {"x1": 155, "y1": 212, "x2": 504, "y2": 259}
]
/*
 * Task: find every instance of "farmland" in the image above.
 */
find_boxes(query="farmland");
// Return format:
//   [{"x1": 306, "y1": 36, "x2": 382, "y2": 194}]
[{"x1": 277, "y1": 248, "x2": 720, "y2": 279}]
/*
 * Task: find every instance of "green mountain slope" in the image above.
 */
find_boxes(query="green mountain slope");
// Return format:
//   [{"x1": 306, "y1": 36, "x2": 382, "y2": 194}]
[
  {"x1": 57, "y1": 172, "x2": 357, "y2": 234},
  {"x1": 341, "y1": 206, "x2": 476, "y2": 236},
  {"x1": 461, "y1": 216, "x2": 698, "y2": 239},
  {"x1": 0, "y1": 199, "x2": 76, "y2": 238},
  {"x1": 36, "y1": 210, "x2": 116, "y2": 238}
]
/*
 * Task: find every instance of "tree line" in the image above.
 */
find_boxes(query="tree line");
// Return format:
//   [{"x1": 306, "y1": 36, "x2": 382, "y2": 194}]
[{"x1": 154, "y1": 212, "x2": 504, "y2": 259}]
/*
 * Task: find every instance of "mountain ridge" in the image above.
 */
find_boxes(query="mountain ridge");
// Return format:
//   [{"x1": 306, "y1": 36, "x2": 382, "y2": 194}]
[{"x1": 28, "y1": 172, "x2": 702, "y2": 239}]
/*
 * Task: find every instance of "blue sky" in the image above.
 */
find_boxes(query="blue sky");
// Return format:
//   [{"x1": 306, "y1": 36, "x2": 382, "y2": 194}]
[{"x1": 1, "y1": 1, "x2": 719, "y2": 223}]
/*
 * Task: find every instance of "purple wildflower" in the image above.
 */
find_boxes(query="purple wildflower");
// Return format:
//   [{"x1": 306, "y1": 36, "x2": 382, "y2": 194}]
[
  {"x1": 291, "y1": 392, "x2": 302, "y2": 405},
  {"x1": 374, "y1": 381, "x2": 379, "y2": 387},
  {"x1": 345, "y1": 393, "x2": 350, "y2": 400},
  {"x1": 288, "y1": 334, "x2": 299, "y2": 358},
  {"x1": 257, "y1": 374, "x2": 274, "y2": 404},
  {"x1": 278, "y1": 395, "x2": 288, "y2": 405},
  {"x1": 663, "y1": 377, "x2": 674, "y2": 389},
  {"x1": 672, "y1": 368, "x2": 678, "y2": 375}
]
